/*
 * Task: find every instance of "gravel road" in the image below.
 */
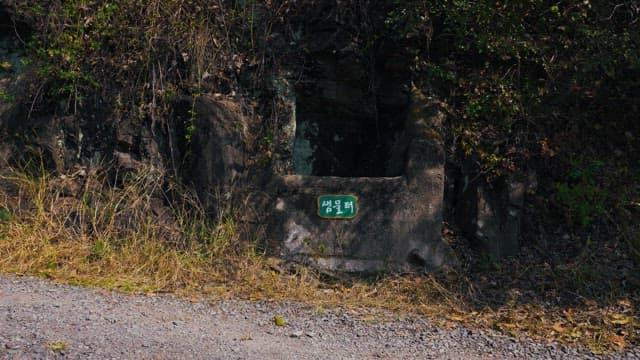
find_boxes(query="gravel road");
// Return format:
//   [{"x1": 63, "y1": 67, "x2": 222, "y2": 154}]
[{"x1": 0, "y1": 275, "x2": 638, "y2": 359}]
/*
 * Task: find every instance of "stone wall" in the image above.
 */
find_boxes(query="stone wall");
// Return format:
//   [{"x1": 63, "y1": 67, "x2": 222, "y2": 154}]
[{"x1": 264, "y1": 88, "x2": 457, "y2": 273}]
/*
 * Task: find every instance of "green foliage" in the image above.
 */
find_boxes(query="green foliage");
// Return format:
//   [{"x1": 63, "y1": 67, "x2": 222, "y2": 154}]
[
  {"x1": 14, "y1": 0, "x2": 254, "y2": 118},
  {"x1": 89, "y1": 239, "x2": 112, "y2": 262},
  {"x1": 478, "y1": 252, "x2": 501, "y2": 271},
  {"x1": 554, "y1": 156, "x2": 607, "y2": 227},
  {"x1": 262, "y1": 129, "x2": 273, "y2": 146},
  {"x1": 184, "y1": 96, "x2": 198, "y2": 143},
  {"x1": 423, "y1": 0, "x2": 639, "y2": 181},
  {"x1": 0, "y1": 207, "x2": 11, "y2": 223},
  {"x1": 0, "y1": 89, "x2": 15, "y2": 103}
]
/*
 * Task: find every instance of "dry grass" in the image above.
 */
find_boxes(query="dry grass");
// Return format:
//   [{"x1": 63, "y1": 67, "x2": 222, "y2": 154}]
[
  {"x1": 0, "y1": 165, "x2": 236, "y2": 292},
  {"x1": 0, "y1": 165, "x2": 638, "y2": 354}
]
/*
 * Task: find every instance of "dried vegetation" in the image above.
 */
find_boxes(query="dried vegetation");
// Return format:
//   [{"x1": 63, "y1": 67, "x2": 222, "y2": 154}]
[
  {"x1": 0, "y1": 165, "x2": 638, "y2": 354},
  {"x1": 1, "y1": 0, "x2": 639, "y2": 355}
]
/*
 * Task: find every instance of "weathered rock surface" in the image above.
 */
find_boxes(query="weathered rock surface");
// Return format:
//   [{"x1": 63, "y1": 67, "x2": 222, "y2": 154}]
[
  {"x1": 265, "y1": 90, "x2": 457, "y2": 272},
  {"x1": 185, "y1": 96, "x2": 248, "y2": 212},
  {"x1": 0, "y1": 0, "x2": 527, "y2": 273},
  {"x1": 455, "y1": 172, "x2": 531, "y2": 259}
]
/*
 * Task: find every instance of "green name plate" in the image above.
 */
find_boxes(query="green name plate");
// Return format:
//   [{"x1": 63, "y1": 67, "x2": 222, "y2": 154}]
[{"x1": 317, "y1": 195, "x2": 358, "y2": 219}]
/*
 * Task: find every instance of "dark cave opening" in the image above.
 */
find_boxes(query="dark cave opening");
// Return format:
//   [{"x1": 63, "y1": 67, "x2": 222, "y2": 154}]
[{"x1": 292, "y1": 50, "x2": 411, "y2": 178}]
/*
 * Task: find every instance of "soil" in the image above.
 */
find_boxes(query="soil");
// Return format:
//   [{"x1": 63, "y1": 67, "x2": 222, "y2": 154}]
[{"x1": 1, "y1": 275, "x2": 638, "y2": 360}]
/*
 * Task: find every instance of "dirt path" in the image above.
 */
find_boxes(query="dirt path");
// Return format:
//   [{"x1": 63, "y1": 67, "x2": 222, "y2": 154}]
[{"x1": 0, "y1": 275, "x2": 636, "y2": 359}]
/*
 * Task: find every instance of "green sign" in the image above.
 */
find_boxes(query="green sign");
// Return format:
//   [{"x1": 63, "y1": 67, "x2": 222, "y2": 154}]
[{"x1": 317, "y1": 195, "x2": 358, "y2": 219}]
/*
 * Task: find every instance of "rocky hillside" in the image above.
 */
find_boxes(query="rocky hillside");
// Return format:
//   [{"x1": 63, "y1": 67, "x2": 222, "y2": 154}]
[{"x1": 1, "y1": 0, "x2": 639, "y2": 352}]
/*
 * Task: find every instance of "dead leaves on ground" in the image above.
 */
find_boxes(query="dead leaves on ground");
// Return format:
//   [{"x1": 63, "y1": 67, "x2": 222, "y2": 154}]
[{"x1": 439, "y1": 300, "x2": 639, "y2": 354}]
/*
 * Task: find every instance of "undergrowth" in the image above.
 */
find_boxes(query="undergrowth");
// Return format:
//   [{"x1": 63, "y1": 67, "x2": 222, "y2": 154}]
[{"x1": 0, "y1": 166, "x2": 638, "y2": 354}]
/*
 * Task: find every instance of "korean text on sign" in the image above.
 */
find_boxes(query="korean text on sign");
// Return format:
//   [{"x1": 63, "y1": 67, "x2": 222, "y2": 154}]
[{"x1": 317, "y1": 195, "x2": 357, "y2": 219}]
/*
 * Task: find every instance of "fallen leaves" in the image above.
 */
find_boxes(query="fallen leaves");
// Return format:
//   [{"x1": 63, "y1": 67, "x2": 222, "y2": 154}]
[
  {"x1": 444, "y1": 313, "x2": 465, "y2": 322},
  {"x1": 608, "y1": 313, "x2": 632, "y2": 325},
  {"x1": 273, "y1": 315, "x2": 286, "y2": 327},
  {"x1": 47, "y1": 341, "x2": 67, "y2": 353},
  {"x1": 610, "y1": 335, "x2": 626, "y2": 349},
  {"x1": 552, "y1": 322, "x2": 566, "y2": 334}
]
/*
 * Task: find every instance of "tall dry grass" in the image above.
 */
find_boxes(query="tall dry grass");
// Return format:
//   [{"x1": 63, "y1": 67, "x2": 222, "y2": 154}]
[{"x1": 0, "y1": 165, "x2": 248, "y2": 292}]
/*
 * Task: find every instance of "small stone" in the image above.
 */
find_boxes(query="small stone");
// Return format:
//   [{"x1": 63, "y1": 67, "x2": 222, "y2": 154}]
[{"x1": 289, "y1": 331, "x2": 303, "y2": 338}]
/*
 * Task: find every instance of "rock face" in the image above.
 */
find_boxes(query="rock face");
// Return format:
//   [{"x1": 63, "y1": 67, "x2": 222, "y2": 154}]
[
  {"x1": 265, "y1": 89, "x2": 457, "y2": 273},
  {"x1": 186, "y1": 97, "x2": 248, "y2": 212},
  {"x1": 455, "y1": 173, "x2": 527, "y2": 259},
  {"x1": 0, "y1": 1, "x2": 525, "y2": 274}
]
